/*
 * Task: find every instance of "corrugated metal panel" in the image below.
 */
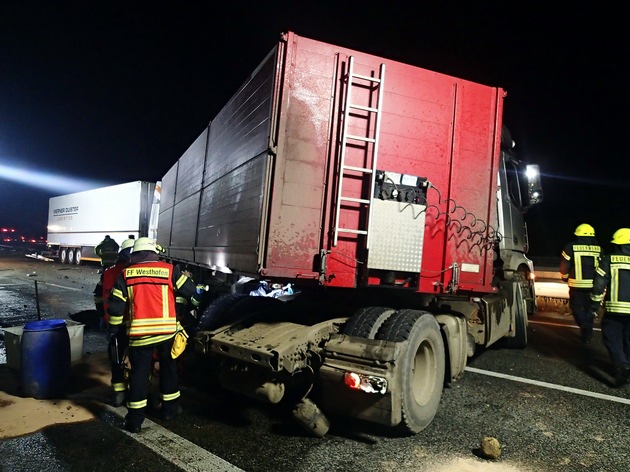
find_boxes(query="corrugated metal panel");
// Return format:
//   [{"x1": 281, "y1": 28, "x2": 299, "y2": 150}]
[
  {"x1": 160, "y1": 163, "x2": 178, "y2": 212},
  {"x1": 204, "y1": 50, "x2": 275, "y2": 185},
  {"x1": 170, "y1": 192, "x2": 201, "y2": 249},
  {"x1": 175, "y1": 127, "x2": 208, "y2": 204},
  {"x1": 195, "y1": 154, "x2": 268, "y2": 273}
]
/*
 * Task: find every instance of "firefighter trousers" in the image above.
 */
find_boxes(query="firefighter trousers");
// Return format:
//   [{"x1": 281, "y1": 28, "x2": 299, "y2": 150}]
[
  {"x1": 601, "y1": 314, "x2": 630, "y2": 371},
  {"x1": 110, "y1": 332, "x2": 129, "y2": 393},
  {"x1": 125, "y1": 336, "x2": 180, "y2": 428},
  {"x1": 568, "y1": 288, "x2": 593, "y2": 338}
]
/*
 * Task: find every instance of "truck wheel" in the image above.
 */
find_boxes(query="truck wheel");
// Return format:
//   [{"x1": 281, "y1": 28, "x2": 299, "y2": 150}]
[
  {"x1": 342, "y1": 306, "x2": 395, "y2": 339},
  {"x1": 60, "y1": 247, "x2": 68, "y2": 264},
  {"x1": 197, "y1": 294, "x2": 284, "y2": 331},
  {"x1": 499, "y1": 283, "x2": 528, "y2": 349},
  {"x1": 515, "y1": 267, "x2": 535, "y2": 316},
  {"x1": 377, "y1": 309, "x2": 445, "y2": 434},
  {"x1": 67, "y1": 249, "x2": 75, "y2": 265},
  {"x1": 74, "y1": 248, "x2": 82, "y2": 265}
]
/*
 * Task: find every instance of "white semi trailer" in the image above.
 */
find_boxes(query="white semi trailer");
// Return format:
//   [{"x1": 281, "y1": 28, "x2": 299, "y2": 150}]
[{"x1": 45, "y1": 181, "x2": 160, "y2": 264}]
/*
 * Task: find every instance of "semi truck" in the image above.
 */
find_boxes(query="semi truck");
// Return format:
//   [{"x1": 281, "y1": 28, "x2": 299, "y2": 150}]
[
  {"x1": 157, "y1": 31, "x2": 543, "y2": 436},
  {"x1": 46, "y1": 181, "x2": 160, "y2": 264}
]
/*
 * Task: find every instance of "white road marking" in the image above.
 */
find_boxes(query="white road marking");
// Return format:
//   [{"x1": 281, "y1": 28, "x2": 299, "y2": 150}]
[
  {"x1": 529, "y1": 319, "x2": 602, "y2": 332},
  {"x1": 465, "y1": 367, "x2": 630, "y2": 405},
  {"x1": 40, "y1": 282, "x2": 85, "y2": 292},
  {"x1": 105, "y1": 405, "x2": 245, "y2": 472}
]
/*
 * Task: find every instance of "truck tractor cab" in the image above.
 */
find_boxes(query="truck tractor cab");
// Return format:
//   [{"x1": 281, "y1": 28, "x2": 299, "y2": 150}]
[{"x1": 496, "y1": 125, "x2": 543, "y2": 314}]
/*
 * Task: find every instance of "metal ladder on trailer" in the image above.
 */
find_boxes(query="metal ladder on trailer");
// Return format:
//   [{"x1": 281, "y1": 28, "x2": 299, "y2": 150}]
[{"x1": 333, "y1": 56, "x2": 385, "y2": 248}]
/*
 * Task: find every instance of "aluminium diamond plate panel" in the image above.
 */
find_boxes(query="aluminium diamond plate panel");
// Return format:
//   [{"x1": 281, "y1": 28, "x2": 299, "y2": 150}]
[{"x1": 367, "y1": 199, "x2": 425, "y2": 272}]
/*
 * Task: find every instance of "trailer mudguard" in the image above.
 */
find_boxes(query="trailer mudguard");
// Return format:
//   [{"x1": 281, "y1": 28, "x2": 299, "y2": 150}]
[{"x1": 319, "y1": 334, "x2": 406, "y2": 427}]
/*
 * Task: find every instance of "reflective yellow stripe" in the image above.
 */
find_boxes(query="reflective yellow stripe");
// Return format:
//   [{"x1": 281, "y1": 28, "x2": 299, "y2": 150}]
[
  {"x1": 161, "y1": 391, "x2": 181, "y2": 402},
  {"x1": 109, "y1": 315, "x2": 124, "y2": 326},
  {"x1": 128, "y1": 399, "x2": 147, "y2": 410},
  {"x1": 128, "y1": 332, "x2": 176, "y2": 347},
  {"x1": 605, "y1": 301, "x2": 630, "y2": 314},
  {"x1": 568, "y1": 279, "x2": 593, "y2": 288},
  {"x1": 162, "y1": 285, "x2": 168, "y2": 316},
  {"x1": 112, "y1": 382, "x2": 126, "y2": 392},
  {"x1": 111, "y1": 287, "x2": 126, "y2": 302},
  {"x1": 561, "y1": 251, "x2": 571, "y2": 261},
  {"x1": 175, "y1": 274, "x2": 187, "y2": 290},
  {"x1": 128, "y1": 321, "x2": 177, "y2": 337}
]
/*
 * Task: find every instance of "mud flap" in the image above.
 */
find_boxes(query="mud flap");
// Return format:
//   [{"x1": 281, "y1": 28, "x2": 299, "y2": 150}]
[
  {"x1": 435, "y1": 314, "x2": 467, "y2": 382},
  {"x1": 319, "y1": 334, "x2": 407, "y2": 427}
]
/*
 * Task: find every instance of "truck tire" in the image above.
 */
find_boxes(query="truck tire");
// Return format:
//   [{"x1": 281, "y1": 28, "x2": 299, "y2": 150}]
[
  {"x1": 60, "y1": 247, "x2": 68, "y2": 264},
  {"x1": 514, "y1": 267, "x2": 535, "y2": 316},
  {"x1": 499, "y1": 283, "x2": 528, "y2": 349},
  {"x1": 67, "y1": 249, "x2": 75, "y2": 265},
  {"x1": 376, "y1": 309, "x2": 445, "y2": 434},
  {"x1": 196, "y1": 294, "x2": 284, "y2": 331},
  {"x1": 74, "y1": 248, "x2": 82, "y2": 265},
  {"x1": 342, "y1": 306, "x2": 395, "y2": 339}
]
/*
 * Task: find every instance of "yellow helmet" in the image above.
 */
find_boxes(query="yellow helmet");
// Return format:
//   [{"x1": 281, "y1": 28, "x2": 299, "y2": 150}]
[
  {"x1": 574, "y1": 224, "x2": 595, "y2": 237},
  {"x1": 132, "y1": 237, "x2": 159, "y2": 253},
  {"x1": 120, "y1": 238, "x2": 135, "y2": 251},
  {"x1": 611, "y1": 228, "x2": 630, "y2": 245}
]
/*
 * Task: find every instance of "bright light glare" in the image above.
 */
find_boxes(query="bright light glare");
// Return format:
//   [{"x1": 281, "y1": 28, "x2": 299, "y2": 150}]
[
  {"x1": 0, "y1": 163, "x2": 108, "y2": 193},
  {"x1": 525, "y1": 165, "x2": 539, "y2": 180}
]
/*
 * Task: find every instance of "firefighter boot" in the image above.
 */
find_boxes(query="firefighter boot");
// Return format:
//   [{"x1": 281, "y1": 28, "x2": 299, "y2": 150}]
[
  {"x1": 112, "y1": 390, "x2": 126, "y2": 407},
  {"x1": 161, "y1": 401, "x2": 183, "y2": 421},
  {"x1": 614, "y1": 366, "x2": 630, "y2": 388},
  {"x1": 124, "y1": 411, "x2": 144, "y2": 434}
]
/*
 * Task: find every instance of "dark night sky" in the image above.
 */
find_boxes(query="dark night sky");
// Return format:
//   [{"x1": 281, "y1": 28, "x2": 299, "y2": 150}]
[{"x1": 0, "y1": 2, "x2": 627, "y2": 257}]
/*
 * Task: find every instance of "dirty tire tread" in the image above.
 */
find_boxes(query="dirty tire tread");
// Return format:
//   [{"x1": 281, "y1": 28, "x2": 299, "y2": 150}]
[
  {"x1": 196, "y1": 294, "x2": 248, "y2": 331},
  {"x1": 377, "y1": 309, "x2": 445, "y2": 435},
  {"x1": 197, "y1": 293, "x2": 284, "y2": 331},
  {"x1": 375, "y1": 308, "x2": 420, "y2": 342},
  {"x1": 500, "y1": 283, "x2": 528, "y2": 349},
  {"x1": 342, "y1": 306, "x2": 396, "y2": 339}
]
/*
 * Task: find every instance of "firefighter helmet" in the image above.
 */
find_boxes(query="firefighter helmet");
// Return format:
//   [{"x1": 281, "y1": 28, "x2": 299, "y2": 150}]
[
  {"x1": 611, "y1": 228, "x2": 630, "y2": 245},
  {"x1": 120, "y1": 238, "x2": 135, "y2": 251},
  {"x1": 574, "y1": 224, "x2": 595, "y2": 237},
  {"x1": 132, "y1": 237, "x2": 159, "y2": 253}
]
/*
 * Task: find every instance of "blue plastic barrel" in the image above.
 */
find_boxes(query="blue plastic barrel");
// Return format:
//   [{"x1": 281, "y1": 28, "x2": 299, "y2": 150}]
[{"x1": 20, "y1": 319, "x2": 71, "y2": 399}]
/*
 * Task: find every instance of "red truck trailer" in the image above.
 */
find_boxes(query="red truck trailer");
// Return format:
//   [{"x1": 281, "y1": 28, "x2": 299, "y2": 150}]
[{"x1": 157, "y1": 31, "x2": 543, "y2": 436}]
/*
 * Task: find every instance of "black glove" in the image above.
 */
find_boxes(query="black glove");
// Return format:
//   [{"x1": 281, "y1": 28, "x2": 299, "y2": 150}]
[{"x1": 107, "y1": 325, "x2": 119, "y2": 342}]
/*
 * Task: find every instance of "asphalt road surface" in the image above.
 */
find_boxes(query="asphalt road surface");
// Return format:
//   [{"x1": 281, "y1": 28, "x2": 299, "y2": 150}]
[{"x1": 1, "y1": 252, "x2": 629, "y2": 471}]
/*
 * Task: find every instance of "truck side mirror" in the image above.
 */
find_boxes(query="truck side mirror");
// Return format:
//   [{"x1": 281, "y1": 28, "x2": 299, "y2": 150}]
[{"x1": 525, "y1": 165, "x2": 543, "y2": 206}]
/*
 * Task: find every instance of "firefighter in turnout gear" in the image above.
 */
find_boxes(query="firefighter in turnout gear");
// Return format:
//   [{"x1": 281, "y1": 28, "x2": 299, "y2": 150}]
[
  {"x1": 591, "y1": 228, "x2": 630, "y2": 387},
  {"x1": 560, "y1": 224, "x2": 602, "y2": 343},
  {"x1": 107, "y1": 237, "x2": 200, "y2": 433},
  {"x1": 95, "y1": 235, "x2": 120, "y2": 267},
  {"x1": 93, "y1": 237, "x2": 135, "y2": 406}
]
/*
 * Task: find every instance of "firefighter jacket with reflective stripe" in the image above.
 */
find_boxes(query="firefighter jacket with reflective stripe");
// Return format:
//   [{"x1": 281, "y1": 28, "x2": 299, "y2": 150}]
[
  {"x1": 591, "y1": 246, "x2": 630, "y2": 315},
  {"x1": 560, "y1": 237, "x2": 601, "y2": 289},
  {"x1": 108, "y1": 260, "x2": 197, "y2": 346}
]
